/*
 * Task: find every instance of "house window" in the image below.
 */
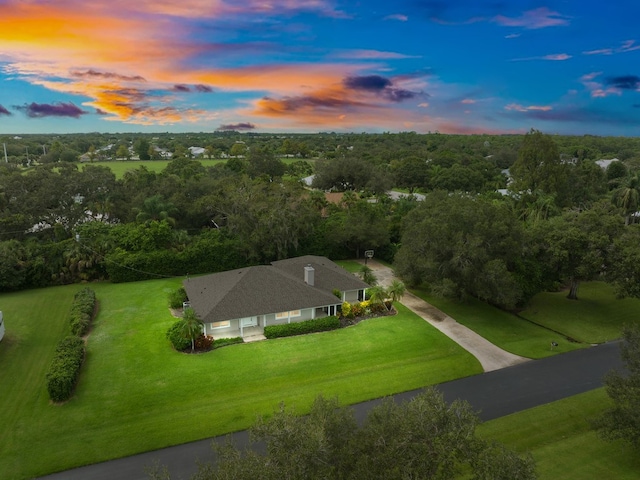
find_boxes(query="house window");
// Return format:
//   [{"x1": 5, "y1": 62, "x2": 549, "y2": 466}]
[
  {"x1": 210, "y1": 321, "x2": 230, "y2": 329},
  {"x1": 275, "y1": 310, "x2": 301, "y2": 319}
]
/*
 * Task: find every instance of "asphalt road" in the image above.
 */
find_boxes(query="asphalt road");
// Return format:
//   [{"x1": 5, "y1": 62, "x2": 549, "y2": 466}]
[{"x1": 39, "y1": 341, "x2": 625, "y2": 480}]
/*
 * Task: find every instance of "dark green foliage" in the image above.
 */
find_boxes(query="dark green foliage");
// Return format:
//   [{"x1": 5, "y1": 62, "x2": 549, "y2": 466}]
[
  {"x1": 212, "y1": 337, "x2": 244, "y2": 348},
  {"x1": 45, "y1": 336, "x2": 85, "y2": 402},
  {"x1": 264, "y1": 316, "x2": 340, "y2": 339},
  {"x1": 166, "y1": 320, "x2": 191, "y2": 351},
  {"x1": 395, "y1": 191, "x2": 526, "y2": 309},
  {"x1": 593, "y1": 324, "x2": 640, "y2": 447},
  {"x1": 176, "y1": 389, "x2": 536, "y2": 480},
  {"x1": 69, "y1": 288, "x2": 97, "y2": 336},
  {"x1": 168, "y1": 287, "x2": 187, "y2": 309}
]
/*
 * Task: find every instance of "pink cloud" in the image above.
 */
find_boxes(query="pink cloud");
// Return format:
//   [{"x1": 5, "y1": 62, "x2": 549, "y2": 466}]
[
  {"x1": 580, "y1": 72, "x2": 621, "y2": 98},
  {"x1": 543, "y1": 53, "x2": 572, "y2": 61},
  {"x1": 493, "y1": 7, "x2": 570, "y2": 29},
  {"x1": 505, "y1": 103, "x2": 552, "y2": 112},
  {"x1": 583, "y1": 39, "x2": 640, "y2": 56},
  {"x1": 334, "y1": 49, "x2": 420, "y2": 60},
  {"x1": 384, "y1": 14, "x2": 408, "y2": 21}
]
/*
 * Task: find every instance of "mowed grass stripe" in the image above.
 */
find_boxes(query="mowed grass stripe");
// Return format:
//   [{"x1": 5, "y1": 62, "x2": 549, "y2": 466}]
[{"x1": 0, "y1": 280, "x2": 480, "y2": 479}]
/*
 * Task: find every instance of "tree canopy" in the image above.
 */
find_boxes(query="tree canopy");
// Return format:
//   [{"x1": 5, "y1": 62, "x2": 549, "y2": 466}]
[{"x1": 149, "y1": 389, "x2": 536, "y2": 480}]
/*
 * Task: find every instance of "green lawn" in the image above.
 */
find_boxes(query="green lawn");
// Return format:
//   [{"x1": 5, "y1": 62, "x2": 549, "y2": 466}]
[
  {"x1": 517, "y1": 282, "x2": 640, "y2": 344},
  {"x1": 411, "y1": 287, "x2": 586, "y2": 359},
  {"x1": 0, "y1": 281, "x2": 480, "y2": 479},
  {"x1": 478, "y1": 389, "x2": 640, "y2": 480},
  {"x1": 88, "y1": 159, "x2": 224, "y2": 178}
]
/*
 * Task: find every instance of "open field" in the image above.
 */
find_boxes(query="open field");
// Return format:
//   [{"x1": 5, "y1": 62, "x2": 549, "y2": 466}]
[
  {"x1": 85, "y1": 157, "x2": 311, "y2": 179},
  {"x1": 0, "y1": 280, "x2": 480, "y2": 479},
  {"x1": 478, "y1": 389, "x2": 640, "y2": 480},
  {"x1": 87, "y1": 159, "x2": 224, "y2": 178}
]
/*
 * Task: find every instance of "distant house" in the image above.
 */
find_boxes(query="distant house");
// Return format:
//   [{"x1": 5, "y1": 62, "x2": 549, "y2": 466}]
[
  {"x1": 183, "y1": 255, "x2": 369, "y2": 339},
  {"x1": 596, "y1": 158, "x2": 620, "y2": 169}
]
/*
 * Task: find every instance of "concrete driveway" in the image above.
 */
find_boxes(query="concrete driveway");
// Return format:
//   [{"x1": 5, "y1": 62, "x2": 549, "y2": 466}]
[{"x1": 360, "y1": 259, "x2": 529, "y2": 372}]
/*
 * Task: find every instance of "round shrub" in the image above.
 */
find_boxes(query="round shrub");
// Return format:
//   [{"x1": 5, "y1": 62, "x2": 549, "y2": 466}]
[{"x1": 166, "y1": 320, "x2": 191, "y2": 351}]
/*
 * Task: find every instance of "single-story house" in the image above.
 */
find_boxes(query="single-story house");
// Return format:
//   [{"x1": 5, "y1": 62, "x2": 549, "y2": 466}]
[{"x1": 183, "y1": 255, "x2": 369, "y2": 339}]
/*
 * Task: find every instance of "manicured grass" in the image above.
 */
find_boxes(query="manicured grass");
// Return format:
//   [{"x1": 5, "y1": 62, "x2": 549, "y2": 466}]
[
  {"x1": 411, "y1": 286, "x2": 586, "y2": 359},
  {"x1": 335, "y1": 259, "x2": 364, "y2": 273},
  {"x1": 0, "y1": 281, "x2": 480, "y2": 479},
  {"x1": 478, "y1": 389, "x2": 640, "y2": 479},
  {"x1": 517, "y1": 282, "x2": 640, "y2": 344},
  {"x1": 88, "y1": 159, "x2": 224, "y2": 178}
]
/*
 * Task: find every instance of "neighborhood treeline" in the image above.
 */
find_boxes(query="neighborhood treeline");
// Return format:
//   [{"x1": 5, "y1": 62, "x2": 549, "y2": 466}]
[{"x1": 2, "y1": 130, "x2": 640, "y2": 310}]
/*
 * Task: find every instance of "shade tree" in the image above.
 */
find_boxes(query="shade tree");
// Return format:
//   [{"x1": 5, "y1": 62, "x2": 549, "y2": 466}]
[{"x1": 150, "y1": 389, "x2": 536, "y2": 480}]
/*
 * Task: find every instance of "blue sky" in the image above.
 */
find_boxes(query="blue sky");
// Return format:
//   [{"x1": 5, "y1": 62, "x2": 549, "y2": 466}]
[{"x1": 0, "y1": 0, "x2": 639, "y2": 135}]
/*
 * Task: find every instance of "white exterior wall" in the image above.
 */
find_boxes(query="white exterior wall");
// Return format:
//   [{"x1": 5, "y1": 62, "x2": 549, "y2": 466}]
[{"x1": 343, "y1": 290, "x2": 361, "y2": 303}]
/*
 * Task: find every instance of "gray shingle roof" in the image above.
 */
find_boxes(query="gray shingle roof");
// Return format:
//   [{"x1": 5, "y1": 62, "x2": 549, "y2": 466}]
[{"x1": 183, "y1": 256, "x2": 367, "y2": 323}]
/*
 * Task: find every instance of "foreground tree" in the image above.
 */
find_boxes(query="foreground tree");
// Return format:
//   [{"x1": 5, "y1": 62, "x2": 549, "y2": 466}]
[
  {"x1": 149, "y1": 389, "x2": 536, "y2": 480},
  {"x1": 593, "y1": 324, "x2": 640, "y2": 447}
]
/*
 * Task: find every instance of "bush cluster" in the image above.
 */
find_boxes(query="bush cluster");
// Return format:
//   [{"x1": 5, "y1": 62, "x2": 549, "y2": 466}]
[
  {"x1": 69, "y1": 288, "x2": 97, "y2": 336},
  {"x1": 166, "y1": 320, "x2": 192, "y2": 351},
  {"x1": 213, "y1": 336, "x2": 244, "y2": 349},
  {"x1": 194, "y1": 334, "x2": 214, "y2": 351},
  {"x1": 264, "y1": 316, "x2": 340, "y2": 339},
  {"x1": 45, "y1": 336, "x2": 85, "y2": 402},
  {"x1": 168, "y1": 287, "x2": 187, "y2": 309}
]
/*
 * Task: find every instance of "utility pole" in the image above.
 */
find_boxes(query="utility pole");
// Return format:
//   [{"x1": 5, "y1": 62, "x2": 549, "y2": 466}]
[{"x1": 2, "y1": 143, "x2": 7, "y2": 163}]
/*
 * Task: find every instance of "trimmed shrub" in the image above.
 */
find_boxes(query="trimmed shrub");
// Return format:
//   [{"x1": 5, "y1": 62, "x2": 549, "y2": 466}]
[
  {"x1": 166, "y1": 320, "x2": 191, "y2": 351},
  {"x1": 69, "y1": 288, "x2": 96, "y2": 336},
  {"x1": 46, "y1": 336, "x2": 85, "y2": 402},
  {"x1": 213, "y1": 337, "x2": 244, "y2": 349},
  {"x1": 264, "y1": 316, "x2": 340, "y2": 339},
  {"x1": 194, "y1": 334, "x2": 214, "y2": 351},
  {"x1": 168, "y1": 287, "x2": 187, "y2": 309}
]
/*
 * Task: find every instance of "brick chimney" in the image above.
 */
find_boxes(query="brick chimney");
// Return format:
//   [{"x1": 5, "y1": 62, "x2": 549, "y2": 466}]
[{"x1": 304, "y1": 264, "x2": 315, "y2": 286}]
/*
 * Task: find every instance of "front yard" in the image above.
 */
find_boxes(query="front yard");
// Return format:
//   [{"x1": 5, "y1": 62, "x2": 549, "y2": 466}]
[{"x1": 0, "y1": 279, "x2": 480, "y2": 479}]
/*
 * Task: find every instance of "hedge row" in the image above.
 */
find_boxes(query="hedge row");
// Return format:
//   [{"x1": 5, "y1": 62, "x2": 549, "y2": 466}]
[
  {"x1": 45, "y1": 336, "x2": 85, "y2": 402},
  {"x1": 69, "y1": 288, "x2": 97, "y2": 336},
  {"x1": 264, "y1": 316, "x2": 340, "y2": 339}
]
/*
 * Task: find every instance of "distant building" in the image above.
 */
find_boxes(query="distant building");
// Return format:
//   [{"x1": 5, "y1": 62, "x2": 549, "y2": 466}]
[{"x1": 595, "y1": 158, "x2": 620, "y2": 169}]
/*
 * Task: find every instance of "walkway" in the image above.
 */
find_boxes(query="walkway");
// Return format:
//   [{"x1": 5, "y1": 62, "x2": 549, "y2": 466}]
[{"x1": 360, "y1": 259, "x2": 529, "y2": 372}]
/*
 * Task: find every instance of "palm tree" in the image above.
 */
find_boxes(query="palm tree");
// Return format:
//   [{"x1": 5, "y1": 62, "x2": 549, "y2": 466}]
[
  {"x1": 135, "y1": 194, "x2": 178, "y2": 225},
  {"x1": 387, "y1": 280, "x2": 406, "y2": 305},
  {"x1": 359, "y1": 265, "x2": 377, "y2": 286},
  {"x1": 180, "y1": 309, "x2": 204, "y2": 352},
  {"x1": 368, "y1": 285, "x2": 389, "y2": 311},
  {"x1": 613, "y1": 174, "x2": 640, "y2": 225}
]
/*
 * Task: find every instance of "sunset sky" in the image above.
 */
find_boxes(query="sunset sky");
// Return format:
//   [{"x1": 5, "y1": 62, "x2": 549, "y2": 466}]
[{"x1": 0, "y1": 0, "x2": 639, "y2": 135}]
